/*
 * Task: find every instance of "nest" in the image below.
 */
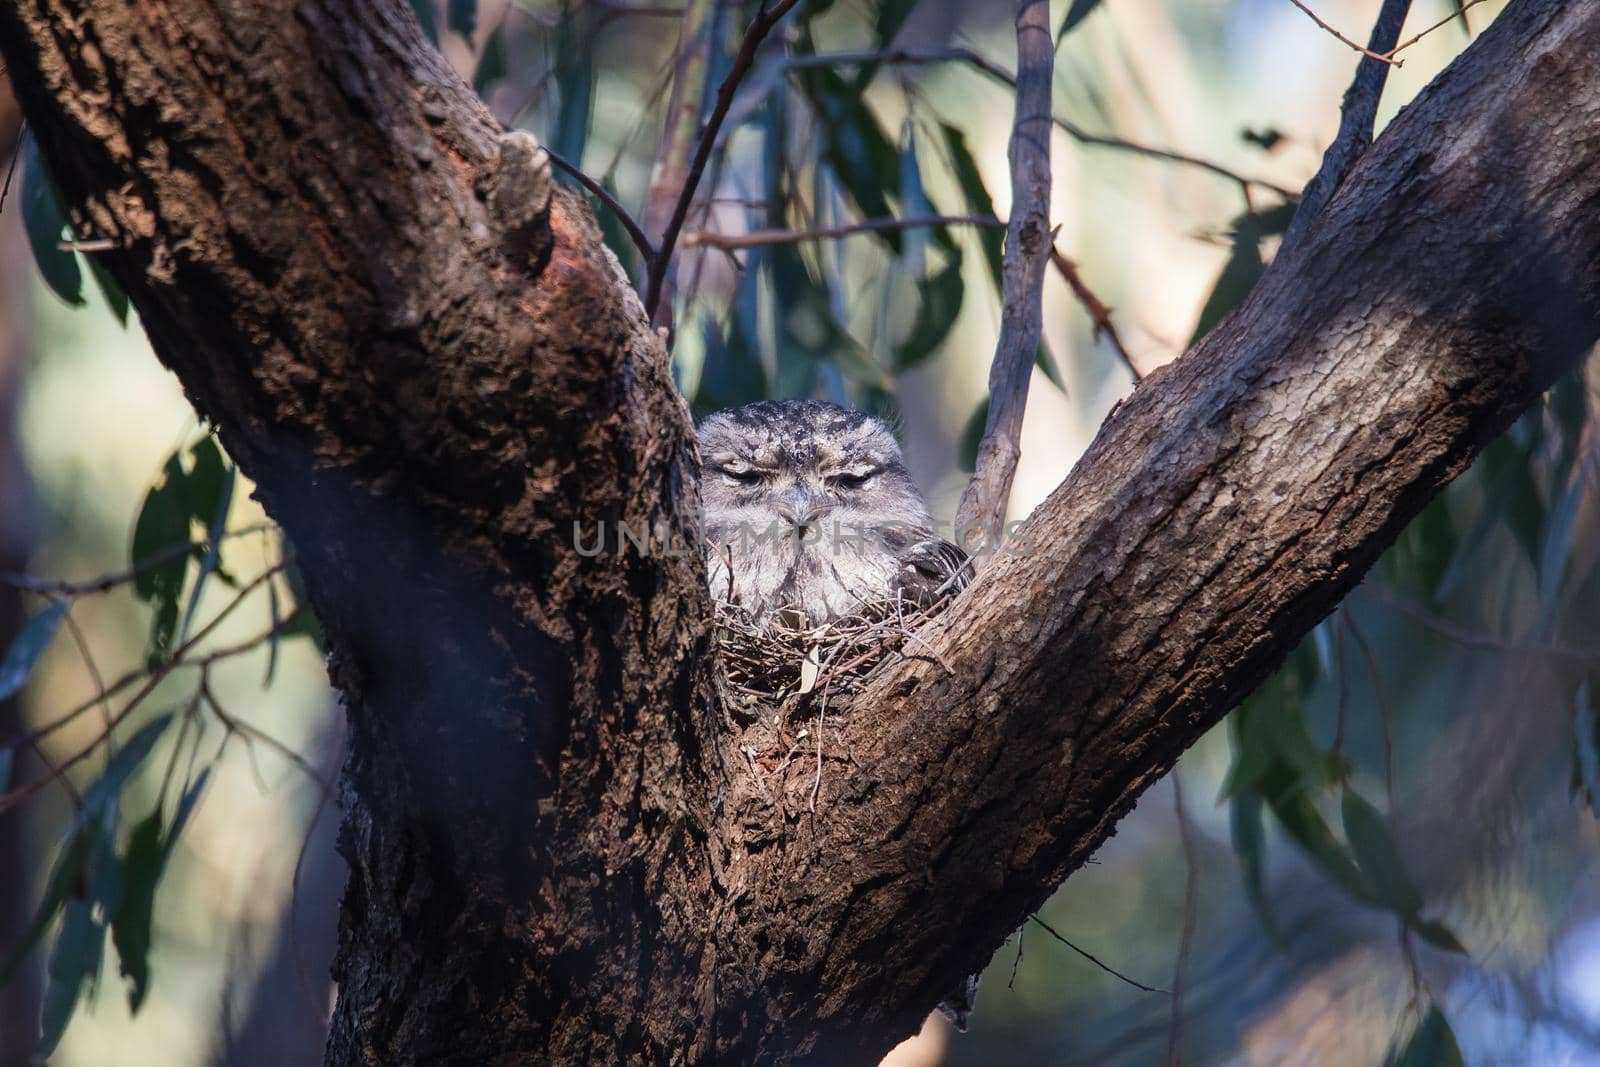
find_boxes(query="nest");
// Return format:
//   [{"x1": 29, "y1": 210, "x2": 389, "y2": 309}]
[{"x1": 714, "y1": 594, "x2": 951, "y2": 717}]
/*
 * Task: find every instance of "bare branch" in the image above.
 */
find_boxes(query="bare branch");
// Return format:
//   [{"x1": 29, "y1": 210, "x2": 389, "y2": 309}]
[
  {"x1": 640, "y1": 0, "x2": 718, "y2": 324},
  {"x1": 545, "y1": 148, "x2": 656, "y2": 261},
  {"x1": 1283, "y1": 0, "x2": 1413, "y2": 249},
  {"x1": 1029, "y1": 915, "x2": 1170, "y2": 995},
  {"x1": 684, "y1": 213, "x2": 1002, "y2": 249},
  {"x1": 776, "y1": 47, "x2": 1298, "y2": 200},
  {"x1": 1388, "y1": 0, "x2": 1492, "y2": 60},
  {"x1": 1050, "y1": 246, "x2": 1142, "y2": 380},
  {"x1": 955, "y1": 0, "x2": 1054, "y2": 550},
  {"x1": 1287, "y1": 0, "x2": 1401, "y2": 65},
  {"x1": 644, "y1": 0, "x2": 803, "y2": 321}
]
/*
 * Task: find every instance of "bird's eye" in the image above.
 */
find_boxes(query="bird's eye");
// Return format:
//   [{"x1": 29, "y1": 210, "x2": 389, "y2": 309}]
[
  {"x1": 720, "y1": 467, "x2": 764, "y2": 485},
  {"x1": 833, "y1": 469, "x2": 877, "y2": 489}
]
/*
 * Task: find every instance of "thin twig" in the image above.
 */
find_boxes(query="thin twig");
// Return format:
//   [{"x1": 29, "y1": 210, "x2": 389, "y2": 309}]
[
  {"x1": 1050, "y1": 246, "x2": 1141, "y2": 380},
  {"x1": 954, "y1": 0, "x2": 1054, "y2": 552},
  {"x1": 776, "y1": 47, "x2": 1296, "y2": 199},
  {"x1": 57, "y1": 237, "x2": 117, "y2": 253},
  {"x1": 1387, "y1": 0, "x2": 1492, "y2": 60},
  {"x1": 61, "y1": 610, "x2": 116, "y2": 753},
  {"x1": 0, "y1": 565, "x2": 286, "y2": 813},
  {"x1": 644, "y1": 0, "x2": 803, "y2": 321},
  {"x1": 0, "y1": 120, "x2": 23, "y2": 217},
  {"x1": 1, "y1": 523, "x2": 278, "y2": 597},
  {"x1": 685, "y1": 213, "x2": 1003, "y2": 249},
  {"x1": 1287, "y1": 0, "x2": 1400, "y2": 65},
  {"x1": 1283, "y1": 0, "x2": 1412, "y2": 250},
  {"x1": 640, "y1": 0, "x2": 719, "y2": 327},
  {"x1": 1029, "y1": 914, "x2": 1170, "y2": 994},
  {"x1": 1343, "y1": 612, "x2": 1396, "y2": 798},
  {"x1": 545, "y1": 148, "x2": 656, "y2": 262}
]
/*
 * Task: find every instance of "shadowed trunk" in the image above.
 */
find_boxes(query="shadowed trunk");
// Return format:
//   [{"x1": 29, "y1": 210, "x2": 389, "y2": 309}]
[{"x1": 0, "y1": 1, "x2": 1597, "y2": 1063}]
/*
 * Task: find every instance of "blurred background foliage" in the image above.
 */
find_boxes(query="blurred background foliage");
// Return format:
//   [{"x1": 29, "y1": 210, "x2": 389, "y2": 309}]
[{"x1": 3, "y1": 0, "x2": 1598, "y2": 1064}]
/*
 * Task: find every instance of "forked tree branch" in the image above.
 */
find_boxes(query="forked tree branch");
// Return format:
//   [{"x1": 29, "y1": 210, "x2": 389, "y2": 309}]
[
  {"x1": 955, "y1": 0, "x2": 1055, "y2": 550},
  {"x1": 1, "y1": 1, "x2": 1596, "y2": 1064}
]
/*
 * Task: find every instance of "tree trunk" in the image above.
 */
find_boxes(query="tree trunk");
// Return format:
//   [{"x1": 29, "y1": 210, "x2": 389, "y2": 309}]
[{"x1": 1, "y1": 1, "x2": 1597, "y2": 1063}]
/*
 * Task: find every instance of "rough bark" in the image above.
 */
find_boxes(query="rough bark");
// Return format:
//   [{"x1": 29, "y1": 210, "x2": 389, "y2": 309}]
[{"x1": 1, "y1": 0, "x2": 1597, "y2": 1064}]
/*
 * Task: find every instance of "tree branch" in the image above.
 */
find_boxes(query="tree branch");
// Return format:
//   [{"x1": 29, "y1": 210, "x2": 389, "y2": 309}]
[
  {"x1": 644, "y1": 0, "x2": 802, "y2": 320},
  {"x1": 955, "y1": 0, "x2": 1055, "y2": 550},
  {"x1": 1287, "y1": 0, "x2": 1401, "y2": 66},
  {"x1": 1283, "y1": 0, "x2": 1413, "y2": 249},
  {"x1": 545, "y1": 147, "x2": 656, "y2": 260},
  {"x1": 684, "y1": 212, "x2": 1002, "y2": 248}
]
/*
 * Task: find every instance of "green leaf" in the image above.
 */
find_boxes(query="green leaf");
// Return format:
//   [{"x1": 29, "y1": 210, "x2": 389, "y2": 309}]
[
  {"x1": 447, "y1": 0, "x2": 476, "y2": 37},
  {"x1": 894, "y1": 259, "x2": 965, "y2": 371},
  {"x1": 696, "y1": 316, "x2": 768, "y2": 416},
  {"x1": 1269, "y1": 789, "x2": 1372, "y2": 904},
  {"x1": 1230, "y1": 789, "x2": 1280, "y2": 942},
  {"x1": 0, "y1": 823, "x2": 95, "y2": 986},
  {"x1": 131, "y1": 455, "x2": 193, "y2": 664},
  {"x1": 22, "y1": 136, "x2": 85, "y2": 307},
  {"x1": 108, "y1": 771, "x2": 207, "y2": 1015},
  {"x1": 1219, "y1": 703, "x2": 1276, "y2": 801},
  {"x1": 179, "y1": 440, "x2": 235, "y2": 640},
  {"x1": 1574, "y1": 680, "x2": 1600, "y2": 819},
  {"x1": 941, "y1": 124, "x2": 1004, "y2": 290},
  {"x1": 86, "y1": 254, "x2": 130, "y2": 326},
  {"x1": 475, "y1": 25, "x2": 507, "y2": 95},
  {"x1": 1058, "y1": 0, "x2": 1103, "y2": 39},
  {"x1": 0, "y1": 599, "x2": 68, "y2": 703},
  {"x1": 186, "y1": 437, "x2": 231, "y2": 532},
  {"x1": 410, "y1": 0, "x2": 439, "y2": 44},
  {"x1": 110, "y1": 810, "x2": 162, "y2": 1012},
  {"x1": 1189, "y1": 214, "x2": 1265, "y2": 346},
  {"x1": 959, "y1": 398, "x2": 988, "y2": 473},
  {"x1": 898, "y1": 126, "x2": 956, "y2": 257},
  {"x1": 798, "y1": 66, "x2": 902, "y2": 252},
  {"x1": 1341, "y1": 789, "x2": 1424, "y2": 917},
  {"x1": 552, "y1": 7, "x2": 594, "y2": 166},
  {"x1": 853, "y1": 0, "x2": 918, "y2": 88},
  {"x1": 80, "y1": 715, "x2": 175, "y2": 818},
  {"x1": 1407, "y1": 917, "x2": 1467, "y2": 955},
  {"x1": 38, "y1": 898, "x2": 103, "y2": 1056},
  {"x1": 1385, "y1": 1006, "x2": 1465, "y2": 1067}
]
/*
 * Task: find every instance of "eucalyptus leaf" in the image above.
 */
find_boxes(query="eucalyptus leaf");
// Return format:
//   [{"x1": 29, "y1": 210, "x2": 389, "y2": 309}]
[
  {"x1": 1341, "y1": 789, "x2": 1424, "y2": 917},
  {"x1": 894, "y1": 259, "x2": 964, "y2": 371},
  {"x1": 1058, "y1": 0, "x2": 1103, "y2": 39},
  {"x1": 1384, "y1": 1006, "x2": 1465, "y2": 1067},
  {"x1": 0, "y1": 599, "x2": 68, "y2": 703},
  {"x1": 110, "y1": 810, "x2": 163, "y2": 1012},
  {"x1": 86, "y1": 253, "x2": 130, "y2": 326},
  {"x1": 21, "y1": 136, "x2": 85, "y2": 307},
  {"x1": 410, "y1": 0, "x2": 440, "y2": 44},
  {"x1": 38, "y1": 899, "x2": 103, "y2": 1057},
  {"x1": 1230, "y1": 789, "x2": 1280, "y2": 942},
  {"x1": 447, "y1": 0, "x2": 476, "y2": 37},
  {"x1": 552, "y1": 7, "x2": 595, "y2": 167}
]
